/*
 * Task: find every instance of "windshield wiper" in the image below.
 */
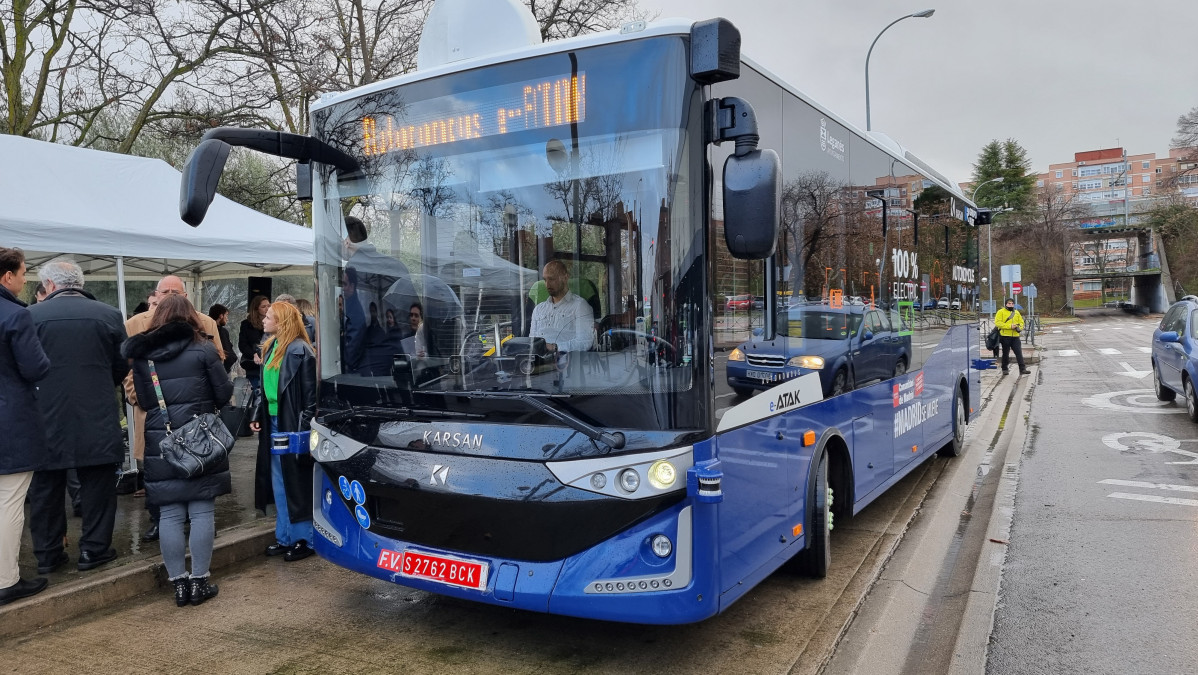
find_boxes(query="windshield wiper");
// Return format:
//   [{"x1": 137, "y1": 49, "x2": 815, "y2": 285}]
[
  {"x1": 434, "y1": 390, "x2": 625, "y2": 450},
  {"x1": 319, "y1": 405, "x2": 483, "y2": 425}
]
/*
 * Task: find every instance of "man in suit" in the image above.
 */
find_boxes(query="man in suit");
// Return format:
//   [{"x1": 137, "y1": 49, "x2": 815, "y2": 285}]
[
  {"x1": 28, "y1": 258, "x2": 129, "y2": 573},
  {"x1": 0, "y1": 247, "x2": 52, "y2": 605}
]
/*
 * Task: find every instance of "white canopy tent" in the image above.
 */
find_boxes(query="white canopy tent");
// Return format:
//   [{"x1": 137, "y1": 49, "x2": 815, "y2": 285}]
[
  {"x1": 0, "y1": 134, "x2": 314, "y2": 312},
  {"x1": 0, "y1": 134, "x2": 315, "y2": 475}
]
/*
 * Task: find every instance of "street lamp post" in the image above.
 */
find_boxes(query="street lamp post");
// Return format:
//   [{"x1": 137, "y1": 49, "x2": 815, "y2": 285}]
[
  {"x1": 865, "y1": 9, "x2": 935, "y2": 131},
  {"x1": 972, "y1": 177, "x2": 1004, "y2": 317}
]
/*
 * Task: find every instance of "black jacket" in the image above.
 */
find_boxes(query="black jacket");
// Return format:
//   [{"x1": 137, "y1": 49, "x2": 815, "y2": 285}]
[
  {"x1": 0, "y1": 285, "x2": 50, "y2": 474},
  {"x1": 238, "y1": 318, "x2": 265, "y2": 378},
  {"x1": 217, "y1": 325, "x2": 237, "y2": 372},
  {"x1": 254, "y1": 339, "x2": 318, "y2": 522},
  {"x1": 123, "y1": 322, "x2": 234, "y2": 507},
  {"x1": 29, "y1": 289, "x2": 128, "y2": 470}
]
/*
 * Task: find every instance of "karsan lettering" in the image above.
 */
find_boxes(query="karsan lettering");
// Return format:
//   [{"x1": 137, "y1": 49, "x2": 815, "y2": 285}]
[
  {"x1": 952, "y1": 265, "x2": 976, "y2": 284},
  {"x1": 424, "y1": 430, "x2": 484, "y2": 450}
]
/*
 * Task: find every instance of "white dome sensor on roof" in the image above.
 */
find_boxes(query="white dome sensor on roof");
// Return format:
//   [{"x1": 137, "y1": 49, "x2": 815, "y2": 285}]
[{"x1": 417, "y1": 0, "x2": 543, "y2": 71}]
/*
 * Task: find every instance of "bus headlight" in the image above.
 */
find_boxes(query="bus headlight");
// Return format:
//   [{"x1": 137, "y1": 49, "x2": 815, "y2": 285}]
[
  {"x1": 787, "y1": 355, "x2": 825, "y2": 369},
  {"x1": 618, "y1": 468, "x2": 641, "y2": 493},
  {"x1": 308, "y1": 422, "x2": 367, "y2": 462},
  {"x1": 729, "y1": 347, "x2": 745, "y2": 362},
  {"x1": 647, "y1": 460, "x2": 677, "y2": 490}
]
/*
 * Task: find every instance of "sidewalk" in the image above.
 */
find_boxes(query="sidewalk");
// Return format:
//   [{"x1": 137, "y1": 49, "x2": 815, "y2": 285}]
[{"x1": 3, "y1": 435, "x2": 274, "y2": 639}]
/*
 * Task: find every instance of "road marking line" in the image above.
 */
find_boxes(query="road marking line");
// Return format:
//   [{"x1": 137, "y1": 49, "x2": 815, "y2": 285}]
[
  {"x1": 1097, "y1": 348, "x2": 1122, "y2": 355},
  {"x1": 1107, "y1": 492, "x2": 1198, "y2": 507},
  {"x1": 1058, "y1": 349, "x2": 1080, "y2": 356},
  {"x1": 1052, "y1": 330, "x2": 1063, "y2": 334},
  {"x1": 1100, "y1": 479, "x2": 1198, "y2": 493},
  {"x1": 1091, "y1": 328, "x2": 1104, "y2": 332},
  {"x1": 1111, "y1": 327, "x2": 1124, "y2": 330},
  {"x1": 1137, "y1": 347, "x2": 1152, "y2": 353}
]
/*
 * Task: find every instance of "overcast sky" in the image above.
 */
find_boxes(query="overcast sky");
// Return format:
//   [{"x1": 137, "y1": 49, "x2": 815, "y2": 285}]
[{"x1": 637, "y1": 0, "x2": 1198, "y2": 186}]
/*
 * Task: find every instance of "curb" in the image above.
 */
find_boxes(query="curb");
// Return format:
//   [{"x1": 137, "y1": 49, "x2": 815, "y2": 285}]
[{"x1": 0, "y1": 521, "x2": 273, "y2": 640}]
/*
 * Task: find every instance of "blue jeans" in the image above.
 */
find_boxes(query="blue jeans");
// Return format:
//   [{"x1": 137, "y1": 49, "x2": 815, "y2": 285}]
[
  {"x1": 270, "y1": 416, "x2": 314, "y2": 546},
  {"x1": 160, "y1": 500, "x2": 215, "y2": 580}
]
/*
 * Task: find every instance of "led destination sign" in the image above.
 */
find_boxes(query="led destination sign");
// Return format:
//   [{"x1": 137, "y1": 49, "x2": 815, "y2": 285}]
[{"x1": 362, "y1": 74, "x2": 586, "y2": 155}]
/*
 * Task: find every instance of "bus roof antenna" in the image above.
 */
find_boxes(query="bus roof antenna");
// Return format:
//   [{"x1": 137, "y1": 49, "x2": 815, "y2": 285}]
[{"x1": 418, "y1": 0, "x2": 542, "y2": 71}]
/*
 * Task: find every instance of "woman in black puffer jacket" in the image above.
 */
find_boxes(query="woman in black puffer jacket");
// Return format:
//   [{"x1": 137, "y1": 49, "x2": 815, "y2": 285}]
[{"x1": 123, "y1": 295, "x2": 232, "y2": 608}]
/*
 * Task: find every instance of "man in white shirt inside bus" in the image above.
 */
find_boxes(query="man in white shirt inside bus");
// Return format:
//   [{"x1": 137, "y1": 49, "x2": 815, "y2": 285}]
[{"x1": 529, "y1": 260, "x2": 595, "y2": 353}]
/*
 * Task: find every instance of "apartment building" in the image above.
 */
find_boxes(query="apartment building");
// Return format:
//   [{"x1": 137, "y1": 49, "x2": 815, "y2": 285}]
[{"x1": 1035, "y1": 146, "x2": 1198, "y2": 213}]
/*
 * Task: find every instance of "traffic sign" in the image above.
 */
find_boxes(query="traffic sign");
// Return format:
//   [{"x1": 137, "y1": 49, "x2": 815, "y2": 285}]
[
  {"x1": 1025, "y1": 283, "x2": 1038, "y2": 299},
  {"x1": 919, "y1": 281, "x2": 927, "y2": 292},
  {"x1": 1011, "y1": 282, "x2": 1023, "y2": 295}
]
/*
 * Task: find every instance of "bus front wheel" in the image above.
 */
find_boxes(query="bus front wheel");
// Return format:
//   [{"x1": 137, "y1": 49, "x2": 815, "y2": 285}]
[{"x1": 793, "y1": 452, "x2": 831, "y2": 578}]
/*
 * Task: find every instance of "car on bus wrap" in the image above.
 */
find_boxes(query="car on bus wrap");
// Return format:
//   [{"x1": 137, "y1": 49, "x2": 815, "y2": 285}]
[{"x1": 727, "y1": 305, "x2": 912, "y2": 399}]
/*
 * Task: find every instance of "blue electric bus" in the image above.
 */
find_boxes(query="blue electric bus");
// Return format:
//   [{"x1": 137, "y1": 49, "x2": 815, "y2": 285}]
[{"x1": 180, "y1": 0, "x2": 981, "y2": 624}]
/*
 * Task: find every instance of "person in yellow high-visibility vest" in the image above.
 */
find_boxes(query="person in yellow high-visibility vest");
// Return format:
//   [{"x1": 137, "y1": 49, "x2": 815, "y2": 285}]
[{"x1": 994, "y1": 297, "x2": 1030, "y2": 375}]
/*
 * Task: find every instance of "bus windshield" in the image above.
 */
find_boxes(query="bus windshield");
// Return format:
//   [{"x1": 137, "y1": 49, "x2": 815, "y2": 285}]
[{"x1": 309, "y1": 37, "x2": 707, "y2": 436}]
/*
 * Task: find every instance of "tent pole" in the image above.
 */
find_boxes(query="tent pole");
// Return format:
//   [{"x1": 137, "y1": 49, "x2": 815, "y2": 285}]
[
  {"x1": 192, "y1": 270, "x2": 203, "y2": 310},
  {"x1": 117, "y1": 256, "x2": 137, "y2": 478}
]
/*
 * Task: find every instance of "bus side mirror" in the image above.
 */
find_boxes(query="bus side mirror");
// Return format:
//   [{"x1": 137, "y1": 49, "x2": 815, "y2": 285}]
[
  {"x1": 712, "y1": 96, "x2": 780, "y2": 260},
  {"x1": 723, "y1": 149, "x2": 780, "y2": 259},
  {"x1": 180, "y1": 139, "x2": 231, "y2": 227}
]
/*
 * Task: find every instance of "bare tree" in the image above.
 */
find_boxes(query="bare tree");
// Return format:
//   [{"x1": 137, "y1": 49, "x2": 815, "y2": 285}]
[
  {"x1": 779, "y1": 171, "x2": 851, "y2": 298},
  {"x1": 1173, "y1": 105, "x2": 1198, "y2": 160},
  {"x1": 527, "y1": 0, "x2": 648, "y2": 40},
  {"x1": 1000, "y1": 184, "x2": 1090, "y2": 311}
]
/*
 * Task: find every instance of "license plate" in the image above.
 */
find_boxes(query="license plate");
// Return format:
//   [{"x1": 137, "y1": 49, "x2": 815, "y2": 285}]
[
  {"x1": 746, "y1": 369, "x2": 774, "y2": 381},
  {"x1": 377, "y1": 548, "x2": 489, "y2": 591}
]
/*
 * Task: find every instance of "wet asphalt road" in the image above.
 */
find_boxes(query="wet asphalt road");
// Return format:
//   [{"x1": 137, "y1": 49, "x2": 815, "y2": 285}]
[{"x1": 988, "y1": 311, "x2": 1198, "y2": 674}]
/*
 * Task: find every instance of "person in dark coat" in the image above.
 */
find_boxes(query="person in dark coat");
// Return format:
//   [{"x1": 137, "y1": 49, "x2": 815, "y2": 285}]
[
  {"x1": 239, "y1": 295, "x2": 270, "y2": 390},
  {"x1": 28, "y1": 259, "x2": 128, "y2": 574},
  {"x1": 0, "y1": 247, "x2": 52, "y2": 606},
  {"x1": 207, "y1": 303, "x2": 238, "y2": 373},
  {"x1": 249, "y1": 301, "x2": 318, "y2": 562},
  {"x1": 123, "y1": 295, "x2": 233, "y2": 607}
]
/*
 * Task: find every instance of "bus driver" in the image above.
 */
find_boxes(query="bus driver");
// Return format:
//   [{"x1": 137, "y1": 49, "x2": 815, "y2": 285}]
[{"x1": 529, "y1": 260, "x2": 595, "y2": 353}]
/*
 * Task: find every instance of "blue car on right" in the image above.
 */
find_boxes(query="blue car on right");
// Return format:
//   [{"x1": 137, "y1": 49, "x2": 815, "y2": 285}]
[{"x1": 1152, "y1": 295, "x2": 1198, "y2": 422}]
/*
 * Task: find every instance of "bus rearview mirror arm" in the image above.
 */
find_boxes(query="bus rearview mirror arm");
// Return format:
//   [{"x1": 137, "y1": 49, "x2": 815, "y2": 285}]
[
  {"x1": 179, "y1": 127, "x2": 361, "y2": 227},
  {"x1": 710, "y1": 97, "x2": 781, "y2": 261}
]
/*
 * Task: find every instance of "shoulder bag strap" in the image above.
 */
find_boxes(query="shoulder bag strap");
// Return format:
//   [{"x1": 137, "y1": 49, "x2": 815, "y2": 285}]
[{"x1": 146, "y1": 359, "x2": 174, "y2": 433}]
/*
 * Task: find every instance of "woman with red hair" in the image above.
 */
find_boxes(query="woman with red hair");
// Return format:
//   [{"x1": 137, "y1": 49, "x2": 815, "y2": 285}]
[{"x1": 249, "y1": 301, "x2": 317, "y2": 561}]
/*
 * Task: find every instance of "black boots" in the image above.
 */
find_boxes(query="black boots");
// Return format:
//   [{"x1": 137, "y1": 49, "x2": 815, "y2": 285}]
[
  {"x1": 172, "y1": 577, "x2": 191, "y2": 607},
  {"x1": 189, "y1": 576, "x2": 219, "y2": 606},
  {"x1": 283, "y1": 540, "x2": 314, "y2": 562},
  {"x1": 172, "y1": 576, "x2": 218, "y2": 606}
]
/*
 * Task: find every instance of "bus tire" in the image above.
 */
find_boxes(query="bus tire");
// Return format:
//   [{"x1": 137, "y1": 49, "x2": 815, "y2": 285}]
[
  {"x1": 793, "y1": 451, "x2": 830, "y2": 578},
  {"x1": 733, "y1": 386, "x2": 754, "y2": 399},
  {"x1": 938, "y1": 387, "x2": 967, "y2": 457}
]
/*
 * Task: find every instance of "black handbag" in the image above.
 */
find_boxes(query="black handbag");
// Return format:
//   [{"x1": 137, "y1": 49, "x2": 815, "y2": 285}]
[
  {"x1": 986, "y1": 326, "x2": 1000, "y2": 352},
  {"x1": 147, "y1": 360, "x2": 234, "y2": 479}
]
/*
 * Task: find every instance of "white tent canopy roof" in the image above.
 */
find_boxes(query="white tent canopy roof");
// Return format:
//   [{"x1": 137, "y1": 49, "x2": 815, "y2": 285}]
[{"x1": 0, "y1": 135, "x2": 313, "y2": 278}]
